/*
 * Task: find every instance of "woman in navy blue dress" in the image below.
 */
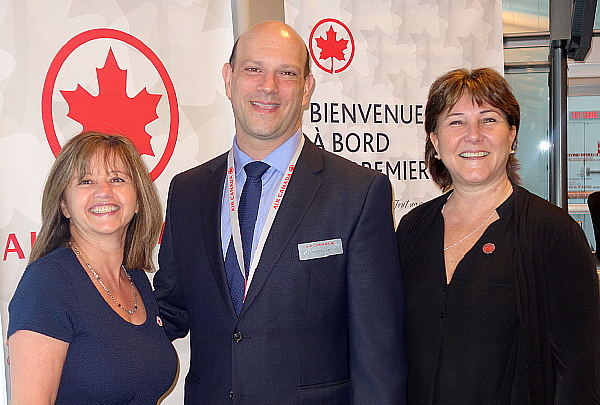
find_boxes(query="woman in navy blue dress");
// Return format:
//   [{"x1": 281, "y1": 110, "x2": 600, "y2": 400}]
[{"x1": 8, "y1": 132, "x2": 177, "y2": 404}]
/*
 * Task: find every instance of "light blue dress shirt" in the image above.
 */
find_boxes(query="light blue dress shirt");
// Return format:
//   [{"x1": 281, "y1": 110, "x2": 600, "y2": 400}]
[{"x1": 220, "y1": 130, "x2": 303, "y2": 267}]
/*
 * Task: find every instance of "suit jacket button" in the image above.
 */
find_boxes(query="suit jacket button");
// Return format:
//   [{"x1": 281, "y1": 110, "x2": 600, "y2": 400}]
[
  {"x1": 233, "y1": 331, "x2": 244, "y2": 342},
  {"x1": 229, "y1": 390, "x2": 234, "y2": 399}
]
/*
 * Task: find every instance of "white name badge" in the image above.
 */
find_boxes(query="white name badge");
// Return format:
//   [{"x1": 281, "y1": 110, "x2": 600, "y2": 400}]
[{"x1": 298, "y1": 238, "x2": 343, "y2": 261}]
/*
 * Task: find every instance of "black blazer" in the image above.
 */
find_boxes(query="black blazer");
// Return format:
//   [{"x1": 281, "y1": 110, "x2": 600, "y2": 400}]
[
  {"x1": 154, "y1": 137, "x2": 407, "y2": 404},
  {"x1": 397, "y1": 185, "x2": 600, "y2": 404}
]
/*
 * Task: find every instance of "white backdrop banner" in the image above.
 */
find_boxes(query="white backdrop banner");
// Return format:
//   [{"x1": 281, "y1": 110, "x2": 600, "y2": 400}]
[
  {"x1": 0, "y1": 314, "x2": 5, "y2": 405},
  {"x1": 0, "y1": 1, "x2": 235, "y2": 403},
  {"x1": 285, "y1": 0, "x2": 504, "y2": 222}
]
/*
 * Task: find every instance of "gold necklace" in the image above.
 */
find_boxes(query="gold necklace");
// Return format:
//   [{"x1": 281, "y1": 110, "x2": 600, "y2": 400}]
[
  {"x1": 69, "y1": 241, "x2": 138, "y2": 314},
  {"x1": 443, "y1": 186, "x2": 513, "y2": 251}
]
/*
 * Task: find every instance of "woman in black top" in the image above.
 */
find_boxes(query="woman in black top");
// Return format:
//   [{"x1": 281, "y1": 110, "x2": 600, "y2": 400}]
[{"x1": 396, "y1": 68, "x2": 600, "y2": 404}]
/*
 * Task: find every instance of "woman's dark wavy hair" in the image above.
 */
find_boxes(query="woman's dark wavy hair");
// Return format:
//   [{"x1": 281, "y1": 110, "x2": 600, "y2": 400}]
[{"x1": 424, "y1": 67, "x2": 521, "y2": 191}]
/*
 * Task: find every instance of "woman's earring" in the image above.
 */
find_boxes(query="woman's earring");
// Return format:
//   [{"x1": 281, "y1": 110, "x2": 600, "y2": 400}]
[{"x1": 434, "y1": 154, "x2": 441, "y2": 160}]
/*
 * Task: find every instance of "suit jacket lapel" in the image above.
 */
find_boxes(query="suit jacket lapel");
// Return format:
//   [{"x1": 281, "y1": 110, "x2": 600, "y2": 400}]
[
  {"x1": 241, "y1": 139, "x2": 324, "y2": 314},
  {"x1": 199, "y1": 154, "x2": 239, "y2": 317}
]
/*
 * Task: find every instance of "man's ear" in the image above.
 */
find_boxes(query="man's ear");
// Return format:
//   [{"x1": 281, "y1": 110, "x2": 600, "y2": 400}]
[
  {"x1": 222, "y1": 63, "x2": 233, "y2": 100},
  {"x1": 302, "y1": 73, "x2": 315, "y2": 108}
]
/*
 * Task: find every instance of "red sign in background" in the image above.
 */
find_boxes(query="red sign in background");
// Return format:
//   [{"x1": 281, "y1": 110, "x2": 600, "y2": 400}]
[
  {"x1": 309, "y1": 18, "x2": 355, "y2": 74},
  {"x1": 572, "y1": 111, "x2": 600, "y2": 119},
  {"x1": 41, "y1": 28, "x2": 178, "y2": 180}
]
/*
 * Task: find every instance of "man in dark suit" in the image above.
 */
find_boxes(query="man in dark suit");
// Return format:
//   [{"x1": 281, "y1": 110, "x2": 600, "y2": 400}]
[{"x1": 153, "y1": 20, "x2": 407, "y2": 404}]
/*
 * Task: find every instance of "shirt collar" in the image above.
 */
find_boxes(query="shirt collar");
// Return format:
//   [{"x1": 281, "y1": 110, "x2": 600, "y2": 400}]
[{"x1": 232, "y1": 130, "x2": 302, "y2": 175}]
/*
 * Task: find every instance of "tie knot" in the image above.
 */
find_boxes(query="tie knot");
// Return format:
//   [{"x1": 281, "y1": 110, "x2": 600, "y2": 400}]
[{"x1": 244, "y1": 161, "x2": 270, "y2": 179}]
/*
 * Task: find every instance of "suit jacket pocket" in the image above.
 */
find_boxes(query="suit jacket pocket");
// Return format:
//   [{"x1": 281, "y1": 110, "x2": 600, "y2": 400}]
[{"x1": 297, "y1": 379, "x2": 350, "y2": 405}]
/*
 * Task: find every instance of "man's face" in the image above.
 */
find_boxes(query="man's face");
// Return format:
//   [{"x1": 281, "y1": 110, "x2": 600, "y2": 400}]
[{"x1": 222, "y1": 22, "x2": 314, "y2": 149}]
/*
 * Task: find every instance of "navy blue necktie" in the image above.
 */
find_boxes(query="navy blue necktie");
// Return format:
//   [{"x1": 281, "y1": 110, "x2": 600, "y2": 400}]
[{"x1": 225, "y1": 161, "x2": 270, "y2": 314}]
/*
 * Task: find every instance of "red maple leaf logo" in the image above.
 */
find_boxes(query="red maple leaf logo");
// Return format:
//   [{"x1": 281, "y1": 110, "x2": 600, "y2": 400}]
[
  {"x1": 315, "y1": 25, "x2": 348, "y2": 70},
  {"x1": 60, "y1": 48, "x2": 161, "y2": 156}
]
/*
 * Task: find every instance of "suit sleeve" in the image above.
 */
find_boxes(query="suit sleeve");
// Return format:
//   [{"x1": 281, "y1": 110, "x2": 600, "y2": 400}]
[
  {"x1": 347, "y1": 173, "x2": 408, "y2": 404},
  {"x1": 153, "y1": 180, "x2": 190, "y2": 342},
  {"x1": 544, "y1": 220, "x2": 600, "y2": 404}
]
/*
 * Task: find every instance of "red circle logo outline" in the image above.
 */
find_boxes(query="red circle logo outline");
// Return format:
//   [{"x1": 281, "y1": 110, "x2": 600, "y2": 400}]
[
  {"x1": 41, "y1": 28, "x2": 178, "y2": 181},
  {"x1": 309, "y1": 18, "x2": 355, "y2": 74},
  {"x1": 482, "y1": 243, "x2": 495, "y2": 254}
]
